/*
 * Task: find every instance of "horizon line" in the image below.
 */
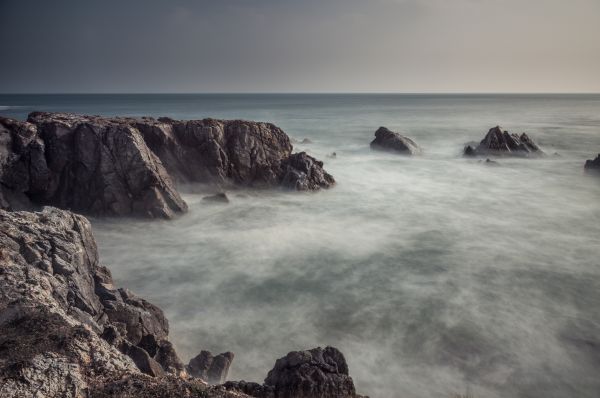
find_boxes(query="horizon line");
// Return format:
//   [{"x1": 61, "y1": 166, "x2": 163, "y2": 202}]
[{"x1": 1, "y1": 92, "x2": 600, "y2": 96}]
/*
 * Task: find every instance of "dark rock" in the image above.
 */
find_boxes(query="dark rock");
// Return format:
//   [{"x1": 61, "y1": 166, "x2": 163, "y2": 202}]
[
  {"x1": 484, "y1": 158, "x2": 499, "y2": 166},
  {"x1": 1, "y1": 113, "x2": 334, "y2": 218},
  {"x1": 464, "y1": 126, "x2": 544, "y2": 157},
  {"x1": 125, "y1": 343, "x2": 165, "y2": 377},
  {"x1": 584, "y1": 154, "x2": 600, "y2": 173},
  {"x1": 263, "y1": 346, "x2": 360, "y2": 398},
  {"x1": 280, "y1": 152, "x2": 335, "y2": 191},
  {"x1": 187, "y1": 350, "x2": 235, "y2": 384},
  {"x1": 203, "y1": 192, "x2": 230, "y2": 203},
  {"x1": 370, "y1": 127, "x2": 421, "y2": 155},
  {"x1": 327, "y1": 152, "x2": 337, "y2": 159},
  {"x1": 0, "y1": 117, "x2": 49, "y2": 211},
  {"x1": 300, "y1": 138, "x2": 313, "y2": 144}
]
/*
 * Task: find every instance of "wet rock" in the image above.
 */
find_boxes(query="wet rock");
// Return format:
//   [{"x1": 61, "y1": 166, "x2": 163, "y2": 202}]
[
  {"x1": 280, "y1": 152, "x2": 335, "y2": 191},
  {"x1": 300, "y1": 138, "x2": 313, "y2": 144},
  {"x1": 584, "y1": 154, "x2": 600, "y2": 173},
  {"x1": 370, "y1": 127, "x2": 421, "y2": 155},
  {"x1": 187, "y1": 350, "x2": 235, "y2": 384},
  {"x1": 327, "y1": 152, "x2": 337, "y2": 159},
  {"x1": 464, "y1": 126, "x2": 544, "y2": 157},
  {"x1": 203, "y1": 192, "x2": 230, "y2": 203},
  {"x1": 263, "y1": 346, "x2": 360, "y2": 398}
]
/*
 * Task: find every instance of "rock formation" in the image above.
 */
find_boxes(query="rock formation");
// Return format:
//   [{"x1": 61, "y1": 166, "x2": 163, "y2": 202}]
[
  {"x1": 370, "y1": 127, "x2": 422, "y2": 155},
  {"x1": 225, "y1": 346, "x2": 365, "y2": 398},
  {"x1": 0, "y1": 114, "x2": 187, "y2": 218},
  {"x1": 463, "y1": 126, "x2": 544, "y2": 157},
  {"x1": 0, "y1": 207, "x2": 366, "y2": 398},
  {"x1": 584, "y1": 154, "x2": 600, "y2": 173},
  {"x1": 187, "y1": 351, "x2": 235, "y2": 384},
  {"x1": 280, "y1": 152, "x2": 336, "y2": 191},
  {"x1": 0, "y1": 113, "x2": 334, "y2": 218}
]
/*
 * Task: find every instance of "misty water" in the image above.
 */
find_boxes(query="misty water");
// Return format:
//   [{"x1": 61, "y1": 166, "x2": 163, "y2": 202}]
[{"x1": 2, "y1": 94, "x2": 600, "y2": 398}]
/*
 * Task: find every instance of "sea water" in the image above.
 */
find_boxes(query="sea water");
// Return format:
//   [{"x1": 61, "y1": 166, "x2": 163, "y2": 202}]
[{"x1": 2, "y1": 94, "x2": 599, "y2": 398}]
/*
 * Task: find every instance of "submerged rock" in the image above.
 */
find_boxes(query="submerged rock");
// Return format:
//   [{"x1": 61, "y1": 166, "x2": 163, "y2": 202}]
[
  {"x1": 464, "y1": 126, "x2": 544, "y2": 157},
  {"x1": 584, "y1": 154, "x2": 600, "y2": 173},
  {"x1": 203, "y1": 192, "x2": 230, "y2": 203},
  {"x1": 370, "y1": 127, "x2": 421, "y2": 155}
]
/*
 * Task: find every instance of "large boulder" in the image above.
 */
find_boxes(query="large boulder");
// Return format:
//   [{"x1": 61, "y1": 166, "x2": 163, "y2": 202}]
[
  {"x1": 263, "y1": 346, "x2": 360, "y2": 398},
  {"x1": 464, "y1": 126, "x2": 544, "y2": 157},
  {"x1": 370, "y1": 127, "x2": 421, "y2": 155},
  {"x1": 584, "y1": 154, "x2": 600, "y2": 173}
]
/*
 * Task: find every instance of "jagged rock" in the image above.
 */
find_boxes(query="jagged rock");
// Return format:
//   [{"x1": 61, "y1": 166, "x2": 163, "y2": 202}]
[
  {"x1": 0, "y1": 207, "x2": 187, "y2": 397},
  {"x1": 370, "y1": 127, "x2": 422, "y2": 155},
  {"x1": 280, "y1": 152, "x2": 335, "y2": 191},
  {"x1": 0, "y1": 117, "x2": 49, "y2": 211},
  {"x1": 464, "y1": 126, "x2": 544, "y2": 157},
  {"x1": 263, "y1": 346, "x2": 360, "y2": 398},
  {"x1": 203, "y1": 192, "x2": 230, "y2": 203},
  {"x1": 584, "y1": 154, "x2": 600, "y2": 173},
  {"x1": 187, "y1": 351, "x2": 234, "y2": 384},
  {"x1": 29, "y1": 112, "x2": 188, "y2": 218},
  {"x1": 1, "y1": 113, "x2": 334, "y2": 217}
]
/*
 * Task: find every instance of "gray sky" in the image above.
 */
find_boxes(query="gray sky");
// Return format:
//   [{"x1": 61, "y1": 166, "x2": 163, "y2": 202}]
[{"x1": 1, "y1": 0, "x2": 599, "y2": 93}]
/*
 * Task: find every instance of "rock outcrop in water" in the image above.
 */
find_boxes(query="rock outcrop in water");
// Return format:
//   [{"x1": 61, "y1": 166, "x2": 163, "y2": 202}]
[
  {"x1": 0, "y1": 207, "x2": 366, "y2": 398},
  {"x1": 584, "y1": 154, "x2": 600, "y2": 173},
  {"x1": 187, "y1": 351, "x2": 234, "y2": 384},
  {"x1": 463, "y1": 126, "x2": 544, "y2": 157},
  {"x1": 1, "y1": 114, "x2": 187, "y2": 218},
  {"x1": 370, "y1": 127, "x2": 422, "y2": 155},
  {"x1": 0, "y1": 113, "x2": 334, "y2": 218}
]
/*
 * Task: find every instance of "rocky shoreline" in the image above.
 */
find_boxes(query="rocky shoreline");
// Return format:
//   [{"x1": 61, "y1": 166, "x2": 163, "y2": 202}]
[
  {"x1": 0, "y1": 112, "x2": 335, "y2": 218},
  {"x1": 0, "y1": 207, "x2": 366, "y2": 398}
]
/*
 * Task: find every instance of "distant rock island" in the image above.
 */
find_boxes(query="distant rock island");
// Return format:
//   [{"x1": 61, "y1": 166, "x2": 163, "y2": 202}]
[
  {"x1": 370, "y1": 127, "x2": 422, "y2": 155},
  {"x1": 0, "y1": 113, "x2": 335, "y2": 219},
  {"x1": 464, "y1": 126, "x2": 544, "y2": 157}
]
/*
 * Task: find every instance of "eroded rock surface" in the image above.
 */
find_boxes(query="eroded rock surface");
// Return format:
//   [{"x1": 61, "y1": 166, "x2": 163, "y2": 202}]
[
  {"x1": 0, "y1": 207, "x2": 185, "y2": 396},
  {"x1": 370, "y1": 127, "x2": 421, "y2": 155},
  {"x1": 464, "y1": 126, "x2": 544, "y2": 157},
  {"x1": 0, "y1": 113, "x2": 334, "y2": 218}
]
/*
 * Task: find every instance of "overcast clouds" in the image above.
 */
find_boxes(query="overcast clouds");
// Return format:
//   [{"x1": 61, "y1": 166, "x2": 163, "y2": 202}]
[{"x1": 1, "y1": 0, "x2": 599, "y2": 93}]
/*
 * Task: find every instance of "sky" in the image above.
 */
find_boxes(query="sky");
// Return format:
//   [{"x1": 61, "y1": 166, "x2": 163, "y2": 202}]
[{"x1": 1, "y1": 0, "x2": 599, "y2": 93}]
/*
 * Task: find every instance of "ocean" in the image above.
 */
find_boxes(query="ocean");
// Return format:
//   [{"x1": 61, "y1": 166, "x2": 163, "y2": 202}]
[{"x1": 1, "y1": 94, "x2": 599, "y2": 398}]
